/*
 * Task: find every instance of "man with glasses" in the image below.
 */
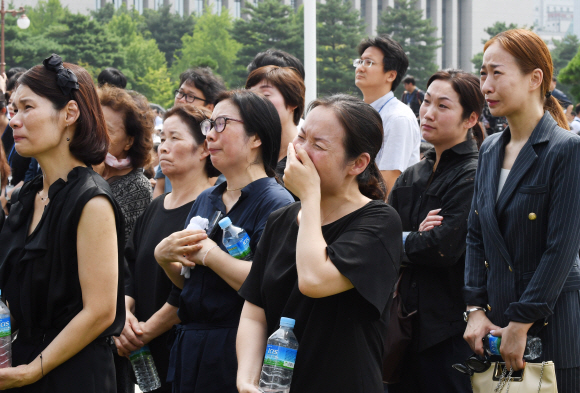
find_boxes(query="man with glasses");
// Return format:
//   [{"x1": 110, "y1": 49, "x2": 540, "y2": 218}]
[
  {"x1": 153, "y1": 67, "x2": 226, "y2": 198},
  {"x1": 355, "y1": 35, "x2": 420, "y2": 197}
]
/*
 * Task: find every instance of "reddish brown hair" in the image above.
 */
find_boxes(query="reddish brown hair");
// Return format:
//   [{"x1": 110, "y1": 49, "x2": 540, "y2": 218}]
[
  {"x1": 0, "y1": 140, "x2": 9, "y2": 188},
  {"x1": 427, "y1": 69, "x2": 486, "y2": 149},
  {"x1": 99, "y1": 85, "x2": 154, "y2": 169},
  {"x1": 245, "y1": 65, "x2": 305, "y2": 126},
  {"x1": 18, "y1": 62, "x2": 109, "y2": 165},
  {"x1": 484, "y1": 29, "x2": 569, "y2": 130}
]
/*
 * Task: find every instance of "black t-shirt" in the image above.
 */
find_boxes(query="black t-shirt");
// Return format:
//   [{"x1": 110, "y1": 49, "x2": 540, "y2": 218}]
[
  {"x1": 239, "y1": 201, "x2": 402, "y2": 393},
  {"x1": 124, "y1": 193, "x2": 193, "y2": 387}
]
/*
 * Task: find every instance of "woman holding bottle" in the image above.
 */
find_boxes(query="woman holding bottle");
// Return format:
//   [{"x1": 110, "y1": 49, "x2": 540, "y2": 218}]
[
  {"x1": 464, "y1": 29, "x2": 580, "y2": 392},
  {"x1": 154, "y1": 90, "x2": 294, "y2": 393}
]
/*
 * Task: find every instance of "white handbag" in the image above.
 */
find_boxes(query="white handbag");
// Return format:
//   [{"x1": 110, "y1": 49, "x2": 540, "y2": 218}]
[{"x1": 471, "y1": 361, "x2": 558, "y2": 393}]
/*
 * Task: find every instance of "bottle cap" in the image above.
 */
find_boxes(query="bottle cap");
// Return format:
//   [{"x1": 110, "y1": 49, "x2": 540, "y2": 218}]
[
  {"x1": 218, "y1": 217, "x2": 232, "y2": 229},
  {"x1": 280, "y1": 317, "x2": 295, "y2": 328}
]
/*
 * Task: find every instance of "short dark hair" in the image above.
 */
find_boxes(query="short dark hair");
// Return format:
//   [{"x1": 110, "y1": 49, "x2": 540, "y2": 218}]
[
  {"x1": 214, "y1": 90, "x2": 281, "y2": 178},
  {"x1": 179, "y1": 67, "x2": 226, "y2": 106},
  {"x1": 403, "y1": 75, "x2": 415, "y2": 85},
  {"x1": 163, "y1": 104, "x2": 220, "y2": 178},
  {"x1": 575, "y1": 103, "x2": 580, "y2": 115},
  {"x1": 99, "y1": 85, "x2": 154, "y2": 169},
  {"x1": 358, "y1": 35, "x2": 409, "y2": 91},
  {"x1": 245, "y1": 65, "x2": 305, "y2": 126},
  {"x1": 98, "y1": 67, "x2": 127, "y2": 89},
  {"x1": 6, "y1": 67, "x2": 26, "y2": 80},
  {"x1": 6, "y1": 72, "x2": 24, "y2": 93},
  {"x1": 308, "y1": 94, "x2": 386, "y2": 200},
  {"x1": 19, "y1": 62, "x2": 109, "y2": 165},
  {"x1": 247, "y1": 49, "x2": 305, "y2": 81}
]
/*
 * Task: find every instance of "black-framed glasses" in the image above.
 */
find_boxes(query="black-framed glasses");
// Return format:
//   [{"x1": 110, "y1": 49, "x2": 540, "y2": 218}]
[
  {"x1": 200, "y1": 116, "x2": 244, "y2": 135},
  {"x1": 174, "y1": 89, "x2": 207, "y2": 104},
  {"x1": 452, "y1": 354, "x2": 491, "y2": 376},
  {"x1": 353, "y1": 58, "x2": 375, "y2": 68}
]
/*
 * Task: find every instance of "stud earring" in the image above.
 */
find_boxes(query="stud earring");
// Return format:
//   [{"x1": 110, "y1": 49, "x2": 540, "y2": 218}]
[{"x1": 67, "y1": 137, "x2": 70, "y2": 141}]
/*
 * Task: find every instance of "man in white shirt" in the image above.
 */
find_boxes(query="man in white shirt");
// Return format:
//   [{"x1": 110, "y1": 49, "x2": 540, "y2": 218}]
[
  {"x1": 570, "y1": 104, "x2": 580, "y2": 134},
  {"x1": 355, "y1": 35, "x2": 420, "y2": 197}
]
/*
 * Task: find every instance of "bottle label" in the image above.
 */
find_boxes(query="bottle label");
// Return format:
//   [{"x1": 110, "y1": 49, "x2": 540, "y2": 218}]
[
  {"x1": 225, "y1": 233, "x2": 251, "y2": 259},
  {"x1": 129, "y1": 346, "x2": 152, "y2": 361},
  {"x1": 0, "y1": 317, "x2": 10, "y2": 338},
  {"x1": 263, "y1": 344, "x2": 297, "y2": 370},
  {"x1": 487, "y1": 335, "x2": 501, "y2": 356}
]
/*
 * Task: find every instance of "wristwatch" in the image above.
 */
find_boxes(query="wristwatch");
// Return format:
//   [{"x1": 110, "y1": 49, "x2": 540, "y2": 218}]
[{"x1": 463, "y1": 307, "x2": 486, "y2": 322}]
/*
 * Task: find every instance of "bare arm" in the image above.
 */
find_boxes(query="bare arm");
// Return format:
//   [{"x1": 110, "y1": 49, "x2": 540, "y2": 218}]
[
  {"x1": 0, "y1": 196, "x2": 119, "y2": 388},
  {"x1": 380, "y1": 170, "x2": 401, "y2": 198},
  {"x1": 236, "y1": 301, "x2": 267, "y2": 393},
  {"x1": 139, "y1": 302, "x2": 181, "y2": 345}
]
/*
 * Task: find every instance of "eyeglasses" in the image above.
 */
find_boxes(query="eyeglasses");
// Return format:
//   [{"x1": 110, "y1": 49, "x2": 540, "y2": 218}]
[
  {"x1": 353, "y1": 59, "x2": 375, "y2": 68},
  {"x1": 200, "y1": 116, "x2": 244, "y2": 135},
  {"x1": 174, "y1": 90, "x2": 207, "y2": 104},
  {"x1": 452, "y1": 354, "x2": 491, "y2": 376}
]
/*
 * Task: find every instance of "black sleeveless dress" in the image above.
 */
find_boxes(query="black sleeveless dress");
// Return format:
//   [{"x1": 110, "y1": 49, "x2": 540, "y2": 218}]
[{"x1": 0, "y1": 166, "x2": 125, "y2": 392}]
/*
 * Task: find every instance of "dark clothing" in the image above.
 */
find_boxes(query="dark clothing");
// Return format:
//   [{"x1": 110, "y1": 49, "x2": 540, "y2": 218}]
[
  {"x1": 124, "y1": 193, "x2": 192, "y2": 391},
  {"x1": 551, "y1": 88, "x2": 572, "y2": 109},
  {"x1": 2, "y1": 125, "x2": 31, "y2": 186},
  {"x1": 465, "y1": 113, "x2": 580, "y2": 376},
  {"x1": 239, "y1": 201, "x2": 402, "y2": 393},
  {"x1": 389, "y1": 335, "x2": 472, "y2": 393},
  {"x1": 169, "y1": 177, "x2": 293, "y2": 393},
  {"x1": 389, "y1": 139, "x2": 478, "y2": 352},
  {"x1": 23, "y1": 158, "x2": 41, "y2": 183},
  {"x1": 401, "y1": 88, "x2": 424, "y2": 118},
  {"x1": 108, "y1": 168, "x2": 153, "y2": 243},
  {"x1": 0, "y1": 167, "x2": 125, "y2": 392}
]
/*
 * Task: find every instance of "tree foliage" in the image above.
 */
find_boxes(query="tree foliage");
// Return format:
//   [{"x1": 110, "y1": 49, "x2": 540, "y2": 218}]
[
  {"x1": 551, "y1": 34, "x2": 579, "y2": 99},
  {"x1": 317, "y1": 0, "x2": 365, "y2": 96},
  {"x1": 471, "y1": 22, "x2": 520, "y2": 71},
  {"x1": 558, "y1": 46, "x2": 580, "y2": 103},
  {"x1": 378, "y1": 0, "x2": 439, "y2": 93}
]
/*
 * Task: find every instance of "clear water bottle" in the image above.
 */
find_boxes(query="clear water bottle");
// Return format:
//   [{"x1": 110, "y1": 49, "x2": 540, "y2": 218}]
[
  {"x1": 259, "y1": 317, "x2": 299, "y2": 393},
  {"x1": 0, "y1": 290, "x2": 10, "y2": 368},
  {"x1": 130, "y1": 345, "x2": 161, "y2": 392},
  {"x1": 218, "y1": 217, "x2": 251, "y2": 259},
  {"x1": 484, "y1": 333, "x2": 543, "y2": 361}
]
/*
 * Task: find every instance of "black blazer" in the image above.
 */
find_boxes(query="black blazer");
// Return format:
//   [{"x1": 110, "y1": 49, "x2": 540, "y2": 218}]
[
  {"x1": 464, "y1": 112, "x2": 580, "y2": 368},
  {"x1": 390, "y1": 139, "x2": 478, "y2": 351}
]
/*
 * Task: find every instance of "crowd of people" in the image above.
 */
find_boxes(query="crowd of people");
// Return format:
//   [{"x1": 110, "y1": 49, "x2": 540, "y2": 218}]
[{"x1": 0, "y1": 27, "x2": 578, "y2": 393}]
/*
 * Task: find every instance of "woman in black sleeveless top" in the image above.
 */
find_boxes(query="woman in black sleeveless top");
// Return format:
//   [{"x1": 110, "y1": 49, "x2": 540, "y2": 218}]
[{"x1": 0, "y1": 55, "x2": 124, "y2": 391}]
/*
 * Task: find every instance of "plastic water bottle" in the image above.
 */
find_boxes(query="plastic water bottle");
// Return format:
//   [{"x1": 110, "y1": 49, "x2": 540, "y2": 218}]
[
  {"x1": 218, "y1": 217, "x2": 251, "y2": 259},
  {"x1": 484, "y1": 333, "x2": 543, "y2": 361},
  {"x1": 259, "y1": 317, "x2": 299, "y2": 393},
  {"x1": 130, "y1": 345, "x2": 161, "y2": 392},
  {"x1": 0, "y1": 290, "x2": 10, "y2": 368}
]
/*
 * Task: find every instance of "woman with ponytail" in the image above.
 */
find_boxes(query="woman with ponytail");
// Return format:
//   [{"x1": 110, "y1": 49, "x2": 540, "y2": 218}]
[
  {"x1": 464, "y1": 29, "x2": 580, "y2": 393},
  {"x1": 387, "y1": 69, "x2": 484, "y2": 393},
  {"x1": 236, "y1": 94, "x2": 402, "y2": 393}
]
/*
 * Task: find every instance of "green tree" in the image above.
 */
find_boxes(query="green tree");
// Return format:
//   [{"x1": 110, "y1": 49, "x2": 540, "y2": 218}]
[
  {"x1": 26, "y1": 0, "x2": 68, "y2": 35},
  {"x1": 231, "y1": 0, "x2": 303, "y2": 86},
  {"x1": 558, "y1": 46, "x2": 580, "y2": 103},
  {"x1": 172, "y1": 7, "x2": 241, "y2": 86},
  {"x1": 471, "y1": 22, "x2": 520, "y2": 71},
  {"x1": 143, "y1": 5, "x2": 196, "y2": 67},
  {"x1": 378, "y1": 0, "x2": 439, "y2": 94},
  {"x1": 138, "y1": 65, "x2": 176, "y2": 108},
  {"x1": 551, "y1": 34, "x2": 579, "y2": 99},
  {"x1": 90, "y1": 2, "x2": 116, "y2": 24},
  {"x1": 316, "y1": 0, "x2": 365, "y2": 96}
]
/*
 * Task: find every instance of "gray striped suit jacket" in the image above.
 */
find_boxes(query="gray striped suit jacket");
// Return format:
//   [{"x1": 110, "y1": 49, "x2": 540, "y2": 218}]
[{"x1": 464, "y1": 112, "x2": 580, "y2": 369}]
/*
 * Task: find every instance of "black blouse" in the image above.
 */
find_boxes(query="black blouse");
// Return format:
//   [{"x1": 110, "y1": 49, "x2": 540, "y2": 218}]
[
  {"x1": 0, "y1": 167, "x2": 125, "y2": 339},
  {"x1": 239, "y1": 201, "x2": 402, "y2": 393}
]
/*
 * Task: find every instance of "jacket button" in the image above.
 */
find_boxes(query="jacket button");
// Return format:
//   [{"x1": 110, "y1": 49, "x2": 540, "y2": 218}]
[
  {"x1": 509, "y1": 266, "x2": 513, "y2": 272},
  {"x1": 485, "y1": 261, "x2": 489, "y2": 269},
  {"x1": 487, "y1": 304, "x2": 492, "y2": 311},
  {"x1": 529, "y1": 212, "x2": 537, "y2": 220},
  {"x1": 475, "y1": 210, "x2": 478, "y2": 215}
]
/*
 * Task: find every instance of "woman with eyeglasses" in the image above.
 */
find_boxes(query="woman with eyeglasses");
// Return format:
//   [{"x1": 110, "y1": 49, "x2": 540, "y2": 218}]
[{"x1": 155, "y1": 90, "x2": 294, "y2": 393}]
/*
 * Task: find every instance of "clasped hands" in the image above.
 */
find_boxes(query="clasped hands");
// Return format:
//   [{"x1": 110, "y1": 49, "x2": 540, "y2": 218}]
[{"x1": 154, "y1": 228, "x2": 217, "y2": 268}]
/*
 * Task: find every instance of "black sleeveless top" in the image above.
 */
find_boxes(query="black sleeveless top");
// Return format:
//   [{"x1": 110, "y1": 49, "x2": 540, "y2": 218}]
[{"x1": 0, "y1": 166, "x2": 125, "y2": 339}]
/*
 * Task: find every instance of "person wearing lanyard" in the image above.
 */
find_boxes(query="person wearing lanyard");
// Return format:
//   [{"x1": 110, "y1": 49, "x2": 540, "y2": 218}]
[
  {"x1": 355, "y1": 35, "x2": 421, "y2": 197},
  {"x1": 154, "y1": 90, "x2": 294, "y2": 393}
]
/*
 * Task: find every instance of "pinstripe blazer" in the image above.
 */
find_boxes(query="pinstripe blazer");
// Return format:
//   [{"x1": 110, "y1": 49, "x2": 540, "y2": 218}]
[{"x1": 464, "y1": 112, "x2": 580, "y2": 369}]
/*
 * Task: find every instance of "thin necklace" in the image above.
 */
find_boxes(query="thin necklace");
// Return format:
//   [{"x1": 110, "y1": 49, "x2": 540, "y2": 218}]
[
  {"x1": 226, "y1": 185, "x2": 245, "y2": 192},
  {"x1": 321, "y1": 200, "x2": 350, "y2": 225}
]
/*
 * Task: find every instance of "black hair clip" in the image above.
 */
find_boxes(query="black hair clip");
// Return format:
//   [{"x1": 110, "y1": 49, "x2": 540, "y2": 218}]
[
  {"x1": 545, "y1": 91, "x2": 552, "y2": 98},
  {"x1": 42, "y1": 54, "x2": 79, "y2": 97}
]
